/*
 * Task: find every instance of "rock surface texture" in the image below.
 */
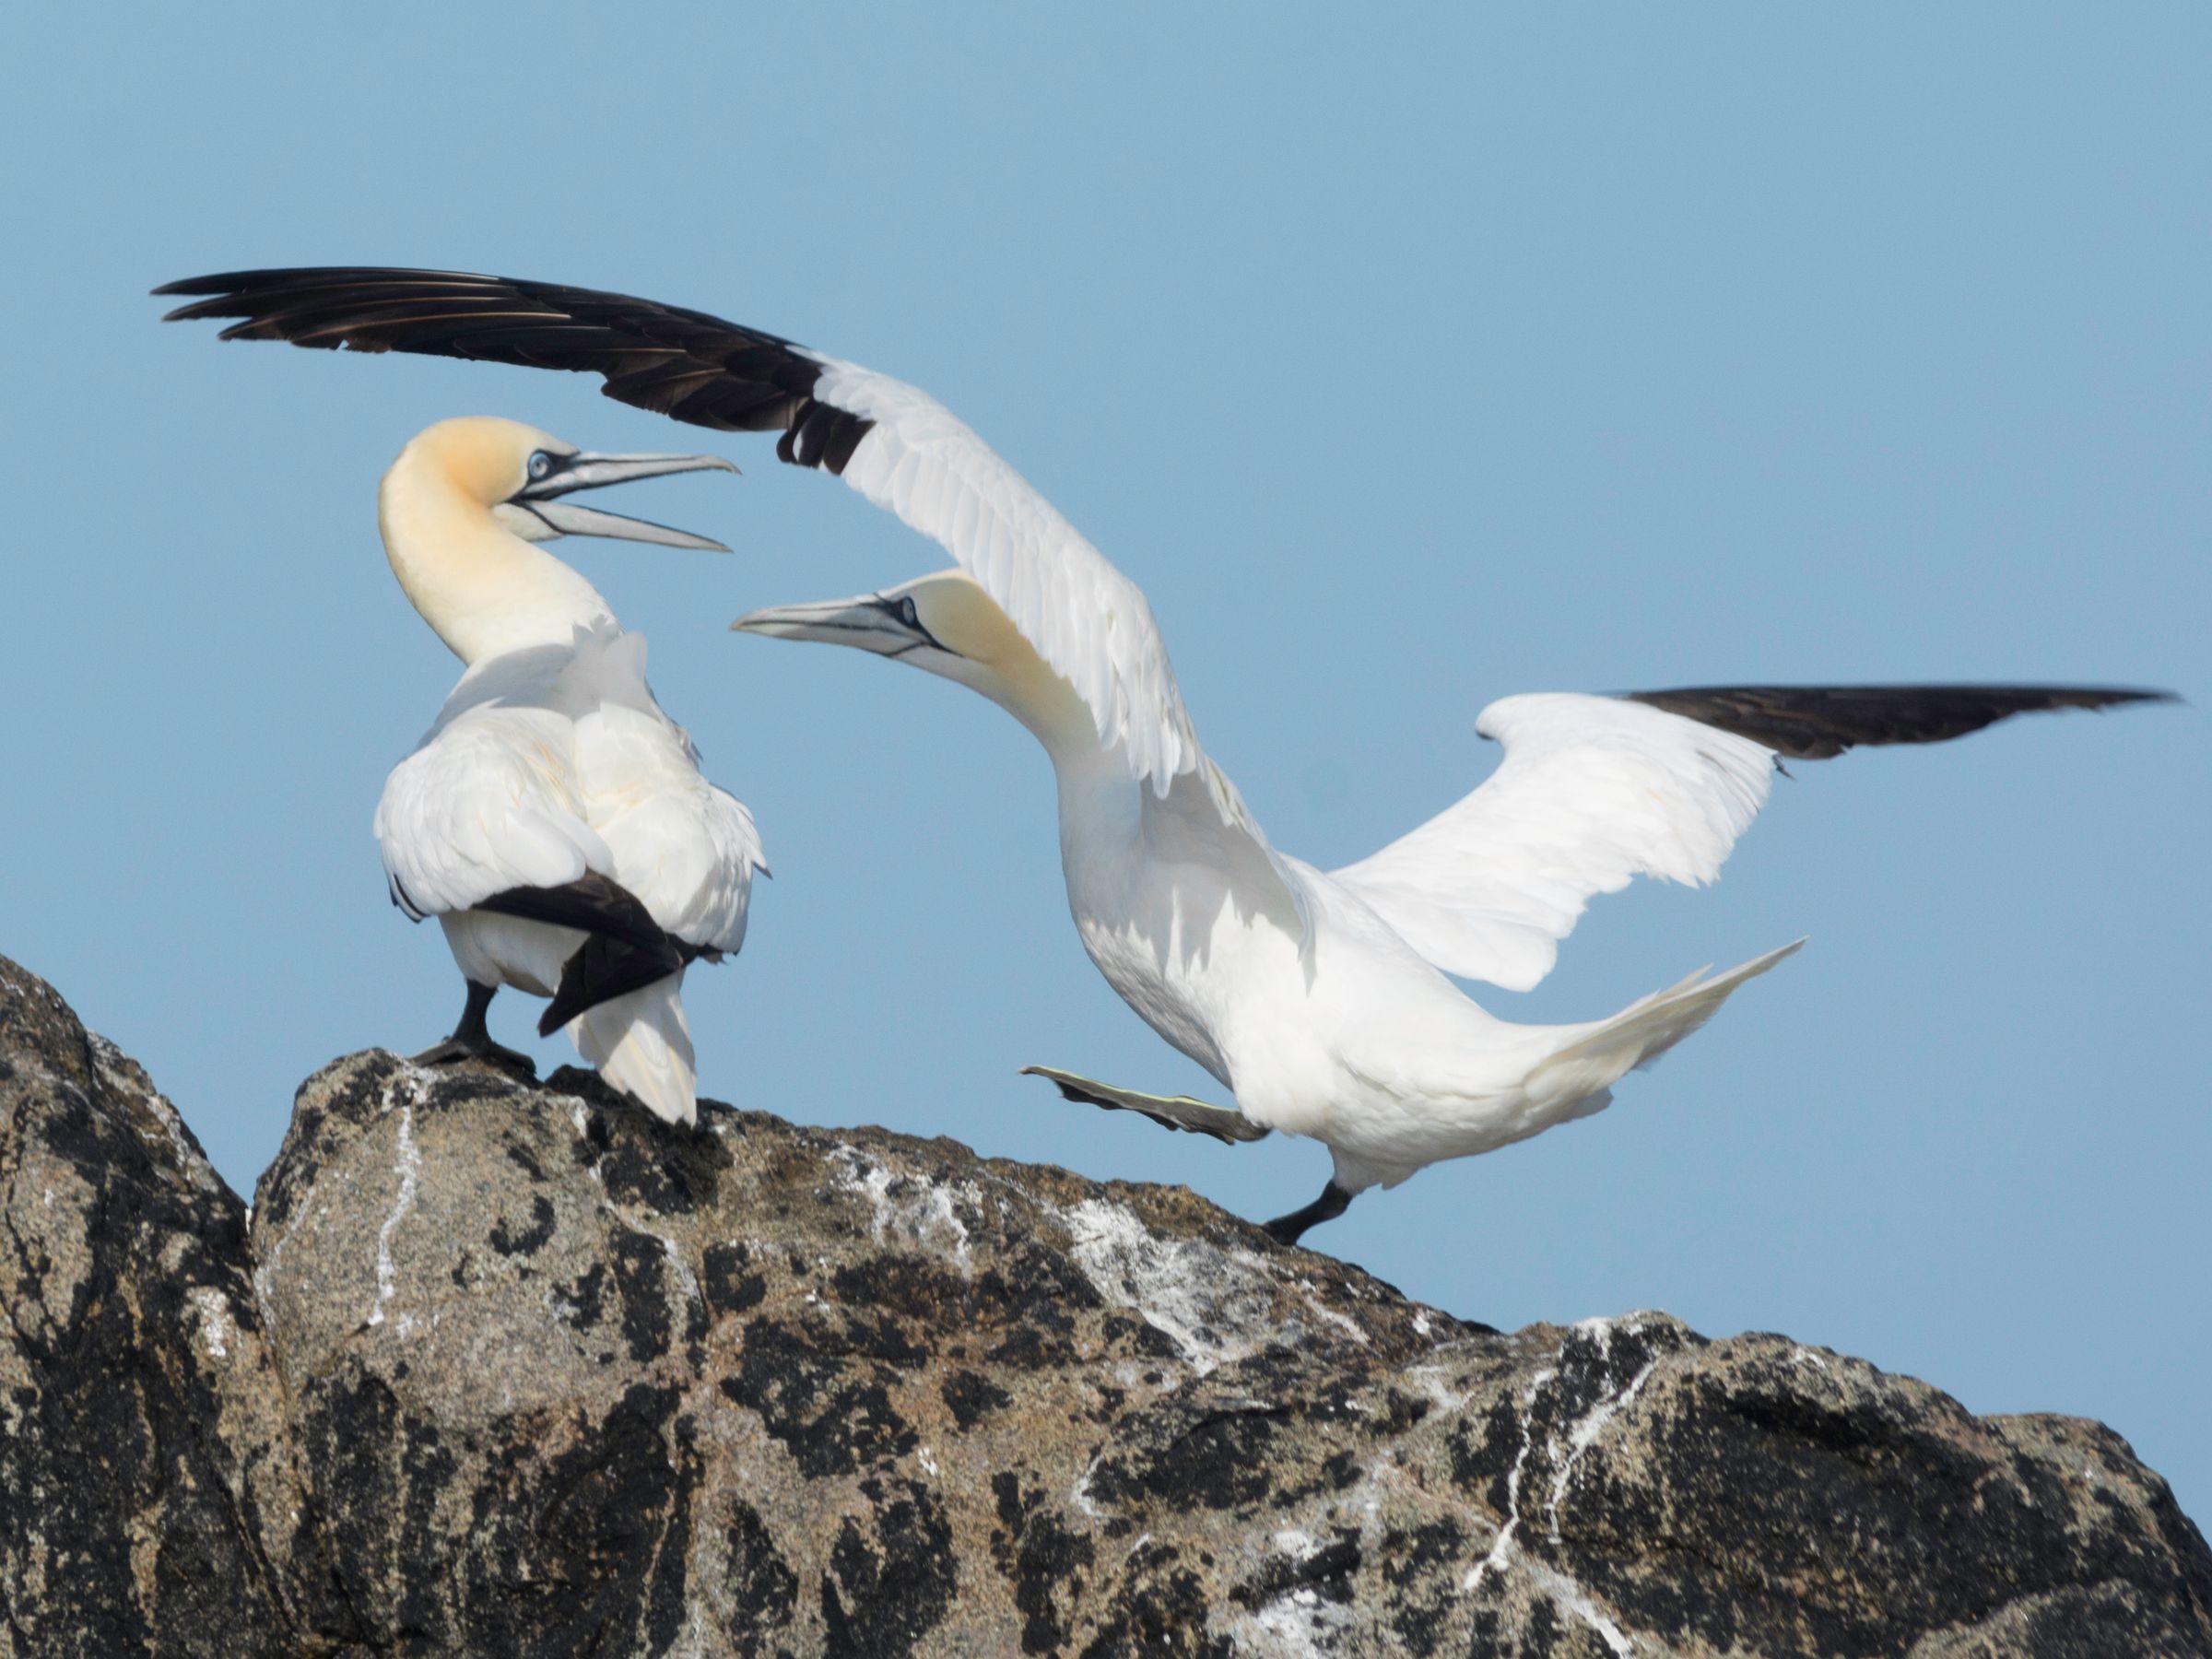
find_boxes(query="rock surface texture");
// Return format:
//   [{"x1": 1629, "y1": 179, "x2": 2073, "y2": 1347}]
[{"x1": 4, "y1": 955, "x2": 2209, "y2": 1658}]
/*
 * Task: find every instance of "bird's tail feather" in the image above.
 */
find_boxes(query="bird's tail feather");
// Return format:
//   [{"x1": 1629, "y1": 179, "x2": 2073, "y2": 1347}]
[
  {"x1": 571, "y1": 971, "x2": 698, "y2": 1127},
  {"x1": 1528, "y1": 938, "x2": 1805, "y2": 1109}
]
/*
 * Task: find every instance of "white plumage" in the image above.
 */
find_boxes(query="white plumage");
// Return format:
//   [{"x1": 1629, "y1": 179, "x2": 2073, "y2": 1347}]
[
  {"x1": 1333, "y1": 693, "x2": 1777, "y2": 992},
  {"x1": 366, "y1": 416, "x2": 762, "y2": 1125},
  {"x1": 724, "y1": 347, "x2": 2151, "y2": 1239},
  {"x1": 808, "y1": 359, "x2": 1238, "y2": 816}
]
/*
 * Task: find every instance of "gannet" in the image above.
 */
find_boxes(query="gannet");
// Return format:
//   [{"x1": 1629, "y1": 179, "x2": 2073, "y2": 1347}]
[
  {"x1": 371, "y1": 419, "x2": 763, "y2": 1127},
  {"x1": 155, "y1": 270, "x2": 2171, "y2": 1238},
  {"x1": 180, "y1": 392, "x2": 759, "y2": 1122}
]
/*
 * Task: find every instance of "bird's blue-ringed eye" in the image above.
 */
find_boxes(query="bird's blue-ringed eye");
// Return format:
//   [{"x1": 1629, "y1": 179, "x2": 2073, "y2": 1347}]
[
  {"x1": 527, "y1": 450, "x2": 554, "y2": 481},
  {"x1": 897, "y1": 597, "x2": 922, "y2": 629}
]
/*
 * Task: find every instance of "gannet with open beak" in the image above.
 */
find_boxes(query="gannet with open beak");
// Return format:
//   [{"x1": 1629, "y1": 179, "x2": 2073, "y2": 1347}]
[
  {"x1": 155, "y1": 270, "x2": 2171, "y2": 1237},
  {"x1": 198, "y1": 397, "x2": 759, "y2": 1123}
]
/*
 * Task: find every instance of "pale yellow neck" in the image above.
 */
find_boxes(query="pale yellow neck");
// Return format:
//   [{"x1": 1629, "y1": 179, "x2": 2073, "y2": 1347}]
[
  {"x1": 984, "y1": 642, "x2": 1102, "y2": 763},
  {"x1": 378, "y1": 446, "x2": 615, "y2": 665}
]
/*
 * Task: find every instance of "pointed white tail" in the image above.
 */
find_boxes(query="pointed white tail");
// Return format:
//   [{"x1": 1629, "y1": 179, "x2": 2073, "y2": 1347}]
[
  {"x1": 571, "y1": 970, "x2": 698, "y2": 1126},
  {"x1": 1528, "y1": 938, "x2": 1806, "y2": 1111}
]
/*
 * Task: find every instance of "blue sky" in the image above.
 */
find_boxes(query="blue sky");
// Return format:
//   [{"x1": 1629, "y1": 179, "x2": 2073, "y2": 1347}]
[{"x1": 6, "y1": 6, "x2": 2206, "y2": 1517}]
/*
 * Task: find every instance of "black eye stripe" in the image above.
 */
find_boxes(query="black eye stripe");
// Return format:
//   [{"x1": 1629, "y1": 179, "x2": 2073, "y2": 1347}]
[{"x1": 865, "y1": 593, "x2": 957, "y2": 658}]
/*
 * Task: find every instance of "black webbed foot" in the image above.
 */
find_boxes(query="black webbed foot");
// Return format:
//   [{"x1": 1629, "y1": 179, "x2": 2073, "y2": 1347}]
[{"x1": 410, "y1": 982, "x2": 537, "y2": 1078}]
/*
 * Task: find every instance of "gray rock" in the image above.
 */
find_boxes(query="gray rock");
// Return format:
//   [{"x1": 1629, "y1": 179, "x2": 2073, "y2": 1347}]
[{"x1": 3, "y1": 953, "x2": 2208, "y2": 1657}]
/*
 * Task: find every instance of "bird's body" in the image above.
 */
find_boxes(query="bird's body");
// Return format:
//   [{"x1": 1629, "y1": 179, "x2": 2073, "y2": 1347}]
[
  {"x1": 786, "y1": 565, "x2": 1803, "y2": 1205},
  {"x1": 158, "y1": 270, "x2": 2169, "y2": 1232},
  {"x1": 365, "y1": 416, "x2": 760, "y2": 1124}
]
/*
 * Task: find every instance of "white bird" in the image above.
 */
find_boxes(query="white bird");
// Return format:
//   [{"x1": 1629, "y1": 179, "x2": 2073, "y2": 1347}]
[
  {"x1": 374, "y1": 419, "x2": 764, "y2": 1127},
  {"x1": 156, "y1": 271, "x2": 2169, "y2": 1237},
  {"x1": 159, "y1": 386, "x2": 759, "y2": 1121}
]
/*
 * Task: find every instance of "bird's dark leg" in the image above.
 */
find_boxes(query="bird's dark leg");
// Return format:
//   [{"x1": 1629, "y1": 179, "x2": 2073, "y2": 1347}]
[
  {"x1": 411, "y1": 981, "x2": 537, "y2": 1077},
  {"x1": 1020, "y1": 1065, "x2": 1270, "y2": 1146},
  {"x1": 1262, "y1": 1180, "x2": 1354, "y2": 1246}
]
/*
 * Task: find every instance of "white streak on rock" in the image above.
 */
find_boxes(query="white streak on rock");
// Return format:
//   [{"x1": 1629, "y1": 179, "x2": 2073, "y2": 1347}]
[
  {"x1": 1061, "y1": 1198, "x2": 1284, "y2": 1374},
  {"x1": 365, "y1": 1101, "x2": 421, "y2": 1331},
  {"x1": 1524, "y1": 1558, "x2": 1638, "y2": 1657},
  {"x1": 90, "y1": 1032, "x2": 219, "y2": 1196},
  {"x1": 1465, "y1": 1330, "x2": 1653, "y2": 1654},
  {"x1": 1547, "y1": 1356, "x2": 1660, "y2": 1545},
  {"x1": 1465, "y1": 1366, "x2": 1552, "y2": 1593},
  {"x1": 1071, "y1": 1451, "x2": 1105, "y2": 1519}
]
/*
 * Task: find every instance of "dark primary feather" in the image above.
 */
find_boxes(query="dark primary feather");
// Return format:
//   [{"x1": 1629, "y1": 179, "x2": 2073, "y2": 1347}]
[
  {"x1": 476, "y1": 872, "x2": 672, "y2": 956},
  {"x1": 1623, "y1": 684, "x2": 2175, "y2": 759},
  {"x1": 538, "y1": 932, "x2": 685, "y2": 1036},
  {"x1": 472, "y1": 875, "x2": 687, "y2": 1028},
  {"x1": 155, "y1": 266, "x2": 874, "y2": 474}
]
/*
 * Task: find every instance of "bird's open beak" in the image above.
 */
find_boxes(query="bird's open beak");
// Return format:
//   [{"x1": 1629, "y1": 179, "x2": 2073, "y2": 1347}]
[
  {"x1": 730, "y1": 592, "x2": 948, "y2": 658},
  {"x1": 503, "y1": 452, "x2": 739, "y2": 551}
]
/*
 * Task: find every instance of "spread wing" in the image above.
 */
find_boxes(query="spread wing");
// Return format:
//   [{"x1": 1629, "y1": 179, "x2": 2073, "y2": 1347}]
[
  {"x1": 1333, "y1": 684, "x2": 2171, "y2": 992},
  {"x1": 157, "y1": 266, "x2": 1204, "y2": 801}
]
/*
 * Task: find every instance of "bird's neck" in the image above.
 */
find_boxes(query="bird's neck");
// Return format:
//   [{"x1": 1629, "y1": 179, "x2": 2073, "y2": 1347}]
[
  {"x1": 934, "y1": 634, "x2": 1103, "y2": 771},
  {"x1": 378, "y1": 454, "x2": 616, "y2": 665}
]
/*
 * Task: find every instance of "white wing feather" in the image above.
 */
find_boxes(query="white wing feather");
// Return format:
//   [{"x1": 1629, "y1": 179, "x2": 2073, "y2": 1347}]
[
  {"x1": 810, "y1": 359, "x2": 1201, "y2": 798},
  {"x1": 808, "y1": 357, "x2": 1306, "y2": 930},
  {"x1": 1330, "y1": 693, "x2": 1777, "y2": 991},
  {"x1": 562, "y1": 630, "x2": 766, "y2": 954},
  {"x1": 376, "y1": 628, "x2": 763, "y2": 956},
  {"x1": 373, "y1": 703, "x2": 613, "y2": 920}
]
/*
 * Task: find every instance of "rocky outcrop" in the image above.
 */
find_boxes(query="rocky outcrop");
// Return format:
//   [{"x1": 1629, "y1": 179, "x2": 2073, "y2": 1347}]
[{"x1": 4, "y1": 953, "x2": 2208, "y2": 1658}]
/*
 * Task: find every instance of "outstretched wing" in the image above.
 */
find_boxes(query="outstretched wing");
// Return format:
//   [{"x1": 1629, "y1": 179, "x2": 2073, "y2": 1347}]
[
  {"x1": 1332, "y1": 684, "x2": 2170, "y2": 992},
  {"x1": 157, "y1": 266, "x2": 1205, "y2": 801}
]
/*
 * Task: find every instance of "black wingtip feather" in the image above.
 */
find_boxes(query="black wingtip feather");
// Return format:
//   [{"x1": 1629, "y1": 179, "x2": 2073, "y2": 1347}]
[
  {"x1": 476, "y1": 872, "x2": 671, "y2": 955},
  {"x1": 155, "y1": 265, "x2": 876, "y2": 465},
  {"x1": 1623, "y1": 683, "x2": 2177, "y2": 759},
  {"x1": 538, "y1": 934, "x2": 683, "y2": 1035}
]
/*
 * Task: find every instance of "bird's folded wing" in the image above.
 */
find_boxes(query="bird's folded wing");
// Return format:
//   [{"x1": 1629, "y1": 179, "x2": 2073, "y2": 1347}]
[
  {"x1": 564, "y1": 680, "x2": 766, "y2": 956},
  {"x1": 374, "y1": 718, "x2": 615, "y2": 921},
  {"x1": 594, "y1": 776, "x2": 765, "y2": 957},
  {"x1": 1330, "y1": 694, "x2": 1776, "y2": 992}
]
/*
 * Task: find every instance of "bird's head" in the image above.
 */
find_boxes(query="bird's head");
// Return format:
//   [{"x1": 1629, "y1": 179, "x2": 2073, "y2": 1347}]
[
  {"x1": 394, "y1": 416, "x2": 738, "y2": 550},
  {"x1": 730, "y1": 570, "x2": 1008, "y2": 668},
  {"x1": 732, "y1": 570, "x2": 1096, "y2": 749}
]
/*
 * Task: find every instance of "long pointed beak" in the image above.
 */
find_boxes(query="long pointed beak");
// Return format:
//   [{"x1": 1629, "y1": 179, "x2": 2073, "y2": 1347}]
[
  {"x1": 527, "y1": 452, "x2": 739, "y2": 498},
  {"x1": 730, "y1": 593, "x2": 946, "y2": 657},
  {"x1": 509, "y1": 451, "x2": 738, "y2": 551}
]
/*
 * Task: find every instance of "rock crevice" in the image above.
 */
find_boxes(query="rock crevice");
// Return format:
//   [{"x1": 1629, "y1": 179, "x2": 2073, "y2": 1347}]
[{"x1": 2, "y1": 954, "x2": 2207, "y2": 1657}]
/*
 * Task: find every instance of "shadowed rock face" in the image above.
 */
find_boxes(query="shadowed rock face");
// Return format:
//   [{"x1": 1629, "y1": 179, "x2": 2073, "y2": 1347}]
[{"x1": 3, "y1": 954, "x2": 2209, "y2": 1658}]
